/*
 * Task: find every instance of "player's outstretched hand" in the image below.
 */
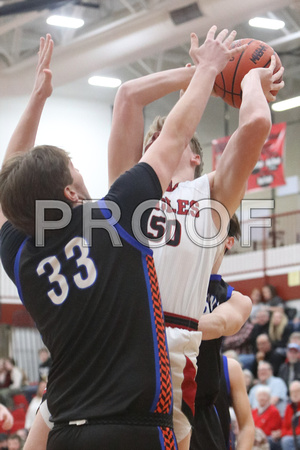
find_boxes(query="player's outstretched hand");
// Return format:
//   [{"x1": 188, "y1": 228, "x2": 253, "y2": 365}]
[
  {"x1": 189, "y1": 25, "x2": 247, "y2": 76},
  {"x1": 32, "y1": 33, "x2": 54, "y2": 100},
  {"x1": 241, "y1": 55, "x2": 285, "y2": 103}
]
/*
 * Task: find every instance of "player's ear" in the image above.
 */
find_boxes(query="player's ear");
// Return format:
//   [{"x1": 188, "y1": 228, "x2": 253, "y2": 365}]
[
  {"x1": 225, "y1": 236, "x2": 235, "y2": 251},
  {"x1": 191, "y1": 153, "x2": 200, "y2": 167},
  {"x1": 64, "y1": 185, "x2": 79, "y2": 203}
]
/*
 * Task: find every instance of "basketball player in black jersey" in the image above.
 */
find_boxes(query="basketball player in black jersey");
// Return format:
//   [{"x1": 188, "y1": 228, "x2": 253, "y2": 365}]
[
  {"x1": 191, "y1": 216, "x2": 254, "y2": 450},
  {"x1": 0, "y1": 29, "x2": 244, "y2": 450}
]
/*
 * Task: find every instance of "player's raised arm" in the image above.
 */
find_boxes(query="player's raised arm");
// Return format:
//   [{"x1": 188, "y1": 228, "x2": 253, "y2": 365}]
[
  {"x1": 141, "y1": 26, "x2": 246, "y2": 194},
  {"x1": 210, "y1": 55, "x2": 284, "y2": 218},
  {"x1": 0, "y1": 34, "x2": 53, "y2": 228},
  {"x1": 108, "y1": 65, "x2": 197, "y2": 186},
  {"x1": 3, "y1": 34, "x2": 53, "y2": 165}
]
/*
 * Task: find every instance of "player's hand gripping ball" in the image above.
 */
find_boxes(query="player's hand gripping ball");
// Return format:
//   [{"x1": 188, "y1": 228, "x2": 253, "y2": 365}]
[{"x1": 213, "y1": 38, "x2": 282, "y2": 108}]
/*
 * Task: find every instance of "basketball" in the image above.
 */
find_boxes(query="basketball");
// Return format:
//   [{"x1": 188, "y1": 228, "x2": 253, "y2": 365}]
[{"x1": 213, "y1": 38, "x2": 282, "y2": 108}]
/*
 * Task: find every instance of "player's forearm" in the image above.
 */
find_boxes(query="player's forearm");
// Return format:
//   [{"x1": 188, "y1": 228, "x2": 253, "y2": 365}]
[
  {"x1": 198, "y1": 310, "x2": 226, "y2": 340},
  {"x1": 4, "y1": 94, "x2": 47, "y2": 164},
  {"x1": 236, "y1": 424, "x2": 255, "y2": 450},
  {"x1": 239, "y1": 70, "x2": 272, "y2": 139},
  {"x1": 108, "y1": 65, "x2": 196, "y2": 186},
  {"x1": 121, "y1": 66, "x2": 195, "y2": 107},
  {"x1": 199, "y1": 294, "x2": 251, "y2": 339},
  {"x1": 162, "y1": 64, "x2": 217, "y2": 153}
]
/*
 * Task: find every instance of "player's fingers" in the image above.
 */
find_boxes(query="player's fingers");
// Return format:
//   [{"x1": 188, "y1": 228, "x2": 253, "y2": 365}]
[
  {"x1": 223, "y1": 30, "x2": 237, "y2": 47},
  {"x1": 43, "y1": 38, "x2": 54, "y2": 66},
  {"x1": 38, "y1": 37, "x2": 45, "y2": 59},
  {"x1": 269, "y1": 55, "x2": 276, "y2": 72},
  {"x1": 229, "y1": 43, "x2": 247, "y2": 58},
  {"x1": 40, "y1": 34, "x2": 53, "y2": 65},
  {"x1": 189, "y1": 32, "x2": 199, "y2": 56},
  {"x1": 216, "y1": 28, "x2": 229, "y2": 42},
  {"x1": 273, "y1": 66, "x2": 284, "y2": 81},
  {"x1": 272, "y1": 80, "x2": 285, "y2": 92},
  {"x1": 206, "y1": 25, "x2": 217, "y2": 40},
  {"x1": 267, "y1": 92, "x2": 276, "y2": 103}
]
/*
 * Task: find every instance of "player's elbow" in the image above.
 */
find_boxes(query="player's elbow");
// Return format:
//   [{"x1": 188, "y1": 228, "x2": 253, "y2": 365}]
[
  {"x1": 115, "y1": 79, "x2": 149, "y2": 107},
  {"x1": 113, "y1": 81, "x2": 138, "y2": 108},
  {"x1": 246, "y1": 113, "x2": 272, "y2": 142},
  {"x1": 241, "y1": 295, "x2": 253, "y2": 322}
]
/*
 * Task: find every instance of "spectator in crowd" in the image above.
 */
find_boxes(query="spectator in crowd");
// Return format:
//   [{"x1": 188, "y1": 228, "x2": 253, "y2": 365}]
[
  {"x1": 249, "y1": 361, "x2": 288, "y2": 417},
  {"x1": 7, "y1": 433, "x2": 23, "y2": 450},
  {"x1": 37, "y1": 349, "x2": 51, "y2": 383},
  {"x1": 250, "y1": 288, "x2": 264, "y2": 324},
  {"x1": 252, "y1": 385, "x2": 282, "y2": 450},
  {"x1": 290, "y1": 311, "x2": 300, "y2": 332},
  {"x1": 261, "y1": 285, "x2": 284, "y2": 313},
  {"x1": 0, "y1": 359, "x2": 11, "y2": 389},
  {"x1": 3, "y1": 359, "x2": 27, "y2": 390},
  {"x1": 9, "y1": 394, "x2": 28, "y2": 434},
  {"x1": 15, "y1": 429, "x2": 28, "y2": 444},
  {"x1": 253, "y1": 334, "x2": 286, "y2": 377},
  {"x1": 243, "y1": 369, "x2": 254, "y2": 394},
  {"x1": 268, "y1": 309, "x2": 293, "y2": 352},
  {"x1": 0, "y1": 433, "x2": 8, "y2": 450},
  {"x1": 252, "y1": 427, "x2": 270, "y2": 450},
  {"x1": 222, "y1": 320, "x2": 255, "y2": 371},
  {"x1": 289, "y1": 331, "x2": 300, "y2": 347},
  {"x1": 280, "y1": 380, "x2": 300, "y2": 450},
  {"x1": 250, "y1": 309, "x2": 271, "y2": 352},
  {"x1": 278, "y1": 343, "x2": 300, "y2": 392},
  {"x1": 25, "y1": 381, "x2": 46, "y2": 431}
]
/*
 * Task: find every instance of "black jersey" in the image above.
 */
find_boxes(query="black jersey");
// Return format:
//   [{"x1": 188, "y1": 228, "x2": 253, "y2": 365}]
[
  {"x1": 190, "y1": 275, "x2": 233, "y2": 450},
  {"x1": 195, "y1": 275, "x2": 233, "y2": 406},
  {"x1": 0, "y1": 163, "x2": 173, "y2": 428},
  {"x1": 215, "y1": 356, "x2": 233, "y2": 450}
]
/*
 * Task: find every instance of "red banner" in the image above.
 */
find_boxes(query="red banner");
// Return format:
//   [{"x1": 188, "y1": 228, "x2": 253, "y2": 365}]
[{"x1": 212, "y1": 122, "x2": 286, "y2": 192}]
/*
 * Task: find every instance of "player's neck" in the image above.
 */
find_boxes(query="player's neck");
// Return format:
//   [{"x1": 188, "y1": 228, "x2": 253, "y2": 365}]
[{"x1": 171, "y1": 165, "x2": 194, "y2": 186}]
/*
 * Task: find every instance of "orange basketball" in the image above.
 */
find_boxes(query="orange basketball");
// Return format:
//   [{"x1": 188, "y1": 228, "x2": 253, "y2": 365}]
[{"x1": 213, "y1": 38, "x2": 282, "y2": 108}]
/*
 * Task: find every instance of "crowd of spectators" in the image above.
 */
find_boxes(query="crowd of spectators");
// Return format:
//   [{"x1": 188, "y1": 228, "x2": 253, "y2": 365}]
[
  {"x1": 1, "y1": 285, "x2": 299, "y2": 449},
  {"x1": 0, "y1": 348, "x2": 51, "y2": 449},
  {"x1": 223, "y1": 284, "x2": 300, "y2": 449}
]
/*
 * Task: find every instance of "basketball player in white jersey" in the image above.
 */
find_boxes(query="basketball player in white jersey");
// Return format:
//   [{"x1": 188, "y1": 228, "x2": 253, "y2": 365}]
[{"x1": 107, "y1": 48, "x2": 284, "y2": 450}]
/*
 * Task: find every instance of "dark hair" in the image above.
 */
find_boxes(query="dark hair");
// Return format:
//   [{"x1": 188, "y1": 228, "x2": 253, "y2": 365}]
[
  {"x1": 228, "y1": 213, "x2": 241, "y2": 240},
  {"x1": 7, "y1": 433, "x2": 22, "y2": 443},
  {"x1": 0, "y1": 145, "x2": 73, "y2": 236},
  {"x1": 143, "y1": 116, "x2": 204, "y2": 178},
  {"x1": 263, "y1": 284, "x2": 277, "y2": 297}
]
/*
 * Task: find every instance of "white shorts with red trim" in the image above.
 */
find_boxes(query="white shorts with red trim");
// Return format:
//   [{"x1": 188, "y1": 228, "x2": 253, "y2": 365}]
[{"x1": 166, "y1": 326, "x2": 202, "y2": 443}]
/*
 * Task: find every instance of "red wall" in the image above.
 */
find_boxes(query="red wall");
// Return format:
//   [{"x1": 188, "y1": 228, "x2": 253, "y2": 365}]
[
  {"x1": 0, "y1": 304, "x2": 35, "y2": 327},
  {"x1": 227, "y1": 273, "x2": 300, "y2": 301}
]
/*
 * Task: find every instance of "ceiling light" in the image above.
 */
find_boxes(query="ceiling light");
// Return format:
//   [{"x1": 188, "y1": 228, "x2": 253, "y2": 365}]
[
  {"x1": 249, "y1": 17, "x2": 285, "y2": 30},
  {"x1": 88, "y1": 76, "x2": 122, "y2": 88},
  {"x1": 47, "y1": 15, "x2": 84, "y2": 29},
  {"x1": 271, "y1": 96, "x2": 300, "y2": 112}
]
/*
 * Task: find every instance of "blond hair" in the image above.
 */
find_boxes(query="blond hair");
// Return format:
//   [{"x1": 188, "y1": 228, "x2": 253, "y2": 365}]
[{"x1": 143, "y1": 116, "x2": 204, "y2": 178}]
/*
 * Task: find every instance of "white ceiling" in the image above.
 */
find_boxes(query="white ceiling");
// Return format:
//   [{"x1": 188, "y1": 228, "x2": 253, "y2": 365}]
[{"x1": 1, "y1": 0, "x2": 300, "y2": 124}]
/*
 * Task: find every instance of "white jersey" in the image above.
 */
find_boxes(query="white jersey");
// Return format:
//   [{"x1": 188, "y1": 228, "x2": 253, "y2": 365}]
[{"x1": 148, "y1": 175, "x2": 226, "y2": 322}]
